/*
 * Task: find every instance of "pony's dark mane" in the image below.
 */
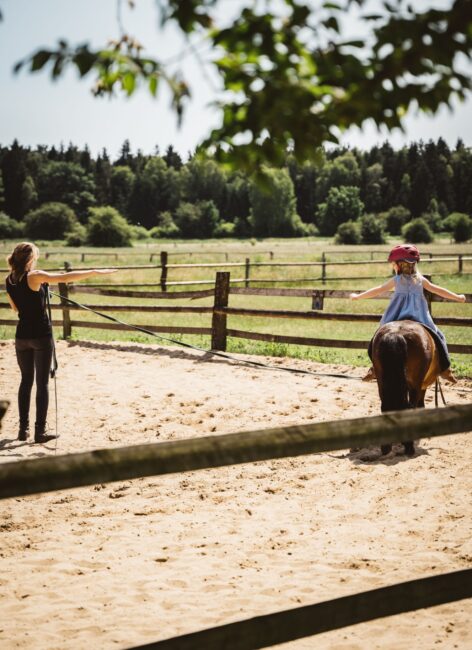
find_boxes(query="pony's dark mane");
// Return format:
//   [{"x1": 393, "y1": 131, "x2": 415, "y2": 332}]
[{"x1": 377, "y1": 331, "x2": 409, "y2": 412}]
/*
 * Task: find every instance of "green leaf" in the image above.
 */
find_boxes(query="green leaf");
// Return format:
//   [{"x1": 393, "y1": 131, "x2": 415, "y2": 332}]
[
  {"x1": 13, "y1": 59, "x2": 24, "y2": 74},
  {"x1": 149, "y1": 75, "x2": 158, "y2": 97},
  {"x1": 74, "y1": 51, "x2": 96, "y2": 76},
  {"x1": 31, "y1": 50, "x2": 52, "y2": 71},
  {"x1": 52, "y1": 55, "x2": 65, "y2": 78},
  {"x1": 122, "y1": 71, "x2": 136, "y2": 95}
]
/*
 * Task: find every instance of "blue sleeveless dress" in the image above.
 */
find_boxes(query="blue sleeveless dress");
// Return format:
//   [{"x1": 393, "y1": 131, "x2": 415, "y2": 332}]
[{"x1": 375, "y1": 273, "x2": 451, "y2": 369}]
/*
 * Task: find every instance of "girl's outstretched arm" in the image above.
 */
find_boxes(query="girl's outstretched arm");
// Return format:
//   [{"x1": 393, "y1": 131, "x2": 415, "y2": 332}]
[
  {"x1": 350, "y1": 277, "x2": 395, "y2": 300},
  {"x1": 422, "y1": 277, "x2": 466, "y2": 302}
]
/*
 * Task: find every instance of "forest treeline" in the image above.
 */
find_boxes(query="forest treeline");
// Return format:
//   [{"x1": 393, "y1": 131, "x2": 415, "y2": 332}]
[{"x1": 0, "y1": 138, "x2": 471, "y2": 245}]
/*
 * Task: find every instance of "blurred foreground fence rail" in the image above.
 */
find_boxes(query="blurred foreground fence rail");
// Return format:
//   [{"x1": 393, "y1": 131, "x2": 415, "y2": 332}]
[{"x1": 0, "y1": 402, "x2": 471, "y2": 498}]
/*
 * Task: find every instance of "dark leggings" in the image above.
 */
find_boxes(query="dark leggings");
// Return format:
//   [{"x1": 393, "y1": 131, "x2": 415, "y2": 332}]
[{"x1": 15, "y1": 336, "x2": 53, "y2": 428}]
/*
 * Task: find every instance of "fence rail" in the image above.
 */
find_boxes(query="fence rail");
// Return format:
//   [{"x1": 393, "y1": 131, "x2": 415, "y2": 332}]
[
  {"x1": 1, "y1": 403, "x2": 471, "y2": 499},
  {"x1": 130, "y1": 569, "x2": 472, "y2": 650},
  {"x1": 1, "y1": 252, "x2": 471, "y2": 289}
]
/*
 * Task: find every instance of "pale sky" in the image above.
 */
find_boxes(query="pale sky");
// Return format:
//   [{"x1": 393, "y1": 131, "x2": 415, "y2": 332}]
[{"x1": 0, "y1": 0, "x2": 470, "y2": 160}]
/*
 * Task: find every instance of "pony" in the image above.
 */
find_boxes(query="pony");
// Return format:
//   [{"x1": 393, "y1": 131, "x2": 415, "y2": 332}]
[{"x1": 371, "y1": 320, "x2": 441, "y2": 456}]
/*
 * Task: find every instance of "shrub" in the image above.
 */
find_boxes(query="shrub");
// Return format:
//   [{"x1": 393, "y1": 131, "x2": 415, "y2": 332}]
[
  {"x1": 130, "y1": 225, "x2": 150, "y2": 241},
  {"x1": 335, "y1": 221, "x2": 361, "y2": 244},
  {"x1": 302, "y1": 222, "x2": 319, "y2": 236},
  {"x1": 442, "y1": 212, "x2": 472, "y2": 242},
  {"x1": 24, "y1": 202, "x2": 78, "y2": 240},
  {"x1": 0, "y1": 212, "x2": 24, "y2": 238},
  {"x1": 317, "y1": 186, "x2": 364, "y2": 236},
  {"x1": 174, "y1": 201, "x2": 219, "y2": 238},
  {"x1": 360, "y1": 214, "x2": 386, "y2": 244},
  {"x1": 65, "y1": 223, "x2": 87, "y2": 247},
  {"x1": 213, "y1": 221, "x2": 236, "y2": 237},
  {"x1": 86, "y1": 206, "x2": 132, "y2": 247},
  {"x1": 452, "y1": 214, "x2": 471, "y2": 242},
  {"x1": 402, "y1": 218, "x2": 434, "y2": 243},
  {"x1": 384, "y1": 205, "x2": 410, "y2": 235},
  {"x1": 149, "y1": 211, "x2": 180, "y2": 239}
]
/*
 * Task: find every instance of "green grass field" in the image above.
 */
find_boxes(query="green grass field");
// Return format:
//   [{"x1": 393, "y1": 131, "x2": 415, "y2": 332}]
[{"x1": 1, "y1": 237, "x2": 471, "y2": 376}]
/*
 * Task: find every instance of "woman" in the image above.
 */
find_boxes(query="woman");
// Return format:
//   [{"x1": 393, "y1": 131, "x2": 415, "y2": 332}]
[
  {"x1": 6, "y1": 242, "x2": 116, "y2": 443},
  {"x1": 350, "y1": 244, "x2": 466, "y2": 383}
]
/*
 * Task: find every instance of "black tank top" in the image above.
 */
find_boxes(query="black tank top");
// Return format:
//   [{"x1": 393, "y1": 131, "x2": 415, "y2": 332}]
[{"x1": 5, "y1": 273, "x2": 52, "y2": 339}]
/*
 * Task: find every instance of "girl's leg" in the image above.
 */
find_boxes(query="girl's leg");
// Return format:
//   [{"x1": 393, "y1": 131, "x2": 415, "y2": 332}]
[
  {"x1": 15, "y1": 340, "x2": 35, "y2": 434},
  {"x1": 435, "y1": 328, "x2": 457, "y2": 383},
  {"x1": 33, "y1": 337, "x2": 53, "y2": 430}
]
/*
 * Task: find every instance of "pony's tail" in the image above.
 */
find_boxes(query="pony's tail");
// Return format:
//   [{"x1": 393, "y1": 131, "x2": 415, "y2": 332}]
[{"x1": 376, "y1": 332, "x2": 409, "y2": 412}]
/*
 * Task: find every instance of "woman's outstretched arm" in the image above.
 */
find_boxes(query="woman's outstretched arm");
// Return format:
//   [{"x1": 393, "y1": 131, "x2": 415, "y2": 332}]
[{"x1": 28, "y1": 268, "x2": 117, "y2": 290}]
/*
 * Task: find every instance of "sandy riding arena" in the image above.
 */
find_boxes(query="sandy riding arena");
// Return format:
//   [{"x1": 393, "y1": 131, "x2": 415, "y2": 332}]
[{"x1": 0, "y1": 338, "x2": 471, "y2": 649}]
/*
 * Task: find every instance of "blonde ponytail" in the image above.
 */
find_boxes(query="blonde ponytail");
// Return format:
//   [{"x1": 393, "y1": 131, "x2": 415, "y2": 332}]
[{"x1": 396, "y1": 260, "x2": 417, "y2": 276}]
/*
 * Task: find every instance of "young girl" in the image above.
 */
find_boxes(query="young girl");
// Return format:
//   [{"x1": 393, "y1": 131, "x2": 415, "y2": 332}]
[
  {"x1": 350, "y1": 244, "x2": 466, "y2": 383},
  {"x1": 6, "y1": 242, "x2": 117, "y2": 443}
]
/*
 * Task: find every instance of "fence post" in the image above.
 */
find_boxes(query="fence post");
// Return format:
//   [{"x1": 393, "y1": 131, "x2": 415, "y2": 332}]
[
  {"x1": 160, "y1": 251, "x2": 168, "y2": 292},
  {"x1": 211, "y1": 272, "x2": 230, "y2": 351},
  {"x1": 245, "y1": 257, "x2": 250, "y2": 288},
  {"x1": 458, "y1": 254, "x2": 463, "y2": 275},
  {"x1": 321, "y1": 252, "x2": 327, "y2": 285},
  {"x1": 311, "y1": 290, "x2": 324, "y2": 311},
  {"x1": 58, "y1": 282, "x2": 72, "y2": 339}
]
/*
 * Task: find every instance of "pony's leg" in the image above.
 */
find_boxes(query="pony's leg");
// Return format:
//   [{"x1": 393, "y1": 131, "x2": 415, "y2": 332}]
[
  {"x1": 408, "y1": 388, "x2": 426, "y2": 409},
  {"x1": 402, "y1": 389, "x2": 426, "y2": 456}
]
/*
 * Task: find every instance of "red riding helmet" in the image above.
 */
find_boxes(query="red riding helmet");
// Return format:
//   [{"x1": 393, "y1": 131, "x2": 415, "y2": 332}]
[{"x1": 388, "y1": 244, "x2": 420, "y2": 263}]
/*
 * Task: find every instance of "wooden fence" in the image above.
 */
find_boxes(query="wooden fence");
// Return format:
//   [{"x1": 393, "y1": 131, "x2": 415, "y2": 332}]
[
  {"x1": 0, "y1": 402, "x2": 471, "y2": 649},
  {"x1": 1, "y1": 252, "x2": 471, "y2": 289},
  {"x1": 1, "y1": 272, "x2": 471, "y2": 353},
  {"x1": 146, "y1": 253, "x2": 472, "y2": 289}
]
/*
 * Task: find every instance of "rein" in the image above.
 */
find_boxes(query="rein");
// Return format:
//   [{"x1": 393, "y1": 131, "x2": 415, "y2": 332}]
[
  {"x1": 50, "y1": 290, "x2": 363, "y2": 382},
  {"x1": 45, "y1": 284, "x2": 59, "y2": 452},
  {"x1": 435, "y1": 379, "x2": 447, "y2": 408}
]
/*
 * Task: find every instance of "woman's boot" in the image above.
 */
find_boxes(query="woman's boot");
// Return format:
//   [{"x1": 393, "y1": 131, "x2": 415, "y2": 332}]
[
  {"x1": 34, "y1": 423, "x2": 56, "y2": 444},
  {"x1": 18, "y1": 421, "x2": 29, "y2": 441}
]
